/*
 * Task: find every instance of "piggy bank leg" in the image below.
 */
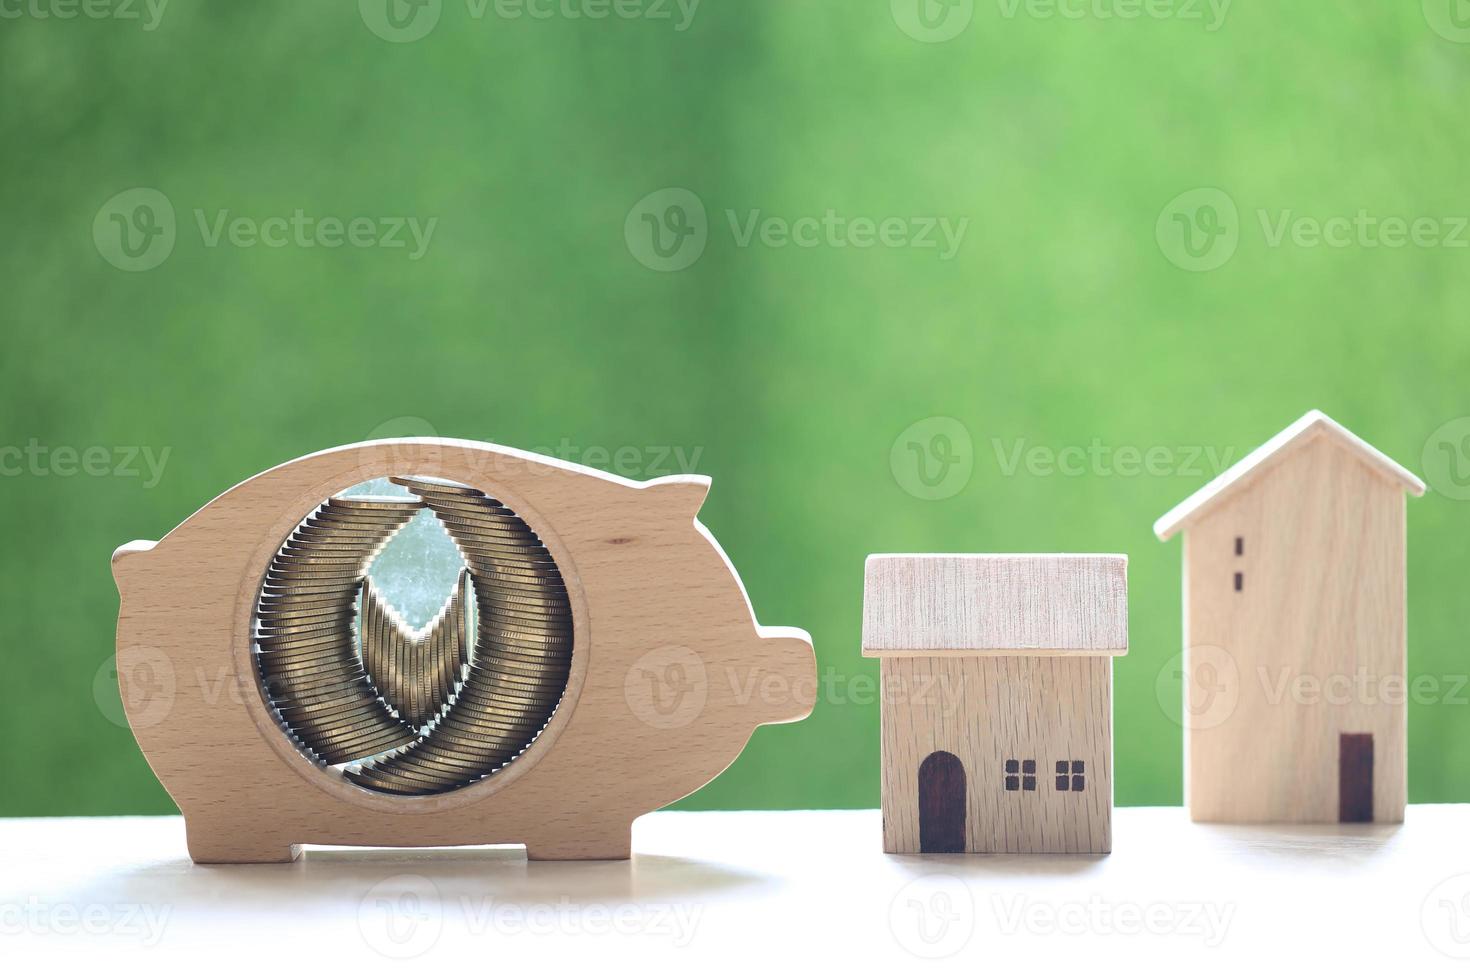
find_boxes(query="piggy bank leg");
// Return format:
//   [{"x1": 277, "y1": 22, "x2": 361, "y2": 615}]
[
  {"x1": 185, "y1": 818, "x2": 302, "y2": 864},
  {"x1": 524, "y1": 822, "x2": 632, "y2": 861}
]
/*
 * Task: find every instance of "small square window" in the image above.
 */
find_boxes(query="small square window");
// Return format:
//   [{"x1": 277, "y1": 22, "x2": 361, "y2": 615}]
[
  {"x1": 1005, "y1": 759, "x2": 1019, "y2": 774},
  {"x1": 1022, "y1": 775, "x2": 1036, "y2": 791},
  {"x1": 1022, "y1": 760, "x2": 1036, "y2": 774},
  {"x1": 1005, "y1": 775, "x2": 1019, "y2": 791},
  {"x1": 1054, "y1": 760, "x2": 1087, "y2": 791}
]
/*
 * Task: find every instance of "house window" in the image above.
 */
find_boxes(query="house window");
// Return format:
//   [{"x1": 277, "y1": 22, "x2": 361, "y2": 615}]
[
  {"x1": 1234, "y1": 572, "x2": 1243, "y2": 592},
  {"x1": 1234, "y1": 536, "x2": 1244, "y2": 556},
  {"x1": 1055, "y1": 760, "x2": 1085, "y2": 792},
  {"x1": 1004, "y1": 759, "x2": 1036, "y2": 791}
]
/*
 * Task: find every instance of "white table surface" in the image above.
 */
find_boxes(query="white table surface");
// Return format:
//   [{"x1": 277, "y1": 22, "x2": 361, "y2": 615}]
[{"x1": 4, "y1": 806, "x2": 1469, "y2": 973}]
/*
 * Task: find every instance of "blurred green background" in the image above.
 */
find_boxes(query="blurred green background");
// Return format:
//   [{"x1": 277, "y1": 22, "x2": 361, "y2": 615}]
[{"x1": 3, "y1": 2, "x2": 1468, "y2": 817}]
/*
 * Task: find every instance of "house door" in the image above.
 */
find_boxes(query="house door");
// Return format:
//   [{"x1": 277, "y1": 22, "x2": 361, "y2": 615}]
[
  {"x1": 918, "y1": 751, "x2": 966, "y2": 853},
  {"x1": 1339, "y1": 733, "x2": 1374, "y2": 823}
]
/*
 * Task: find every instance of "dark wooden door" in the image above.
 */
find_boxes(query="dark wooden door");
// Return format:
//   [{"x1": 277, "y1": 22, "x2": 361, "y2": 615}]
[
  {"x1": 1339, "y1": 733, "x2": 1374, "y2": 823},
  {"x1": 918, "y1": 750, "x2": 966, "y2": 853}
]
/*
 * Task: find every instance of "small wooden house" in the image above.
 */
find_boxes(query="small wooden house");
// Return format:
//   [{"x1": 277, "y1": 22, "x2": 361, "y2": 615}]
[
  {"x1": 1154, "y1": 410, "x2": 1424, "y2": 824},
  {"x1": 862, "y1": 554, "x2": 1128, "y2": 854}
]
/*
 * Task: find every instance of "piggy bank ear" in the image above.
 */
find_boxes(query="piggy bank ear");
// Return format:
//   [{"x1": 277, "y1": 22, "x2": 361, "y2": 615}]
[
  {"x1": 639, "y1": 475, "x2": 711, "y2": 517},
  {"x1": 112, "y1": 539, "x2": 157, "y2": 595}
]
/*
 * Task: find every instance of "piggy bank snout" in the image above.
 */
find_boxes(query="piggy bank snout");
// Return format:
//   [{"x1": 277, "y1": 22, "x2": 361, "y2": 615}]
[{"x1": 752, "y1": 629, "x2": 816, "y2": 725}]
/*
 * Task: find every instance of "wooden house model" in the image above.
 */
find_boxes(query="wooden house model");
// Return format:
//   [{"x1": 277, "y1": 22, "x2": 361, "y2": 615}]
[
  {"x1": 1154, "y1": 410, "x2": 1424, "y2": 824},
  {"x1": 862, "y1": 553, "x2": 1128, "y2": 854}
]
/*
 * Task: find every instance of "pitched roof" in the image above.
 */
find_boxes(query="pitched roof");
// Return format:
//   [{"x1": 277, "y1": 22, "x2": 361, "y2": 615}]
[
  {"x1": 861, "y1": 553, "x2": 1128, "y2": 658},
  {"x1": 1153, "y1": 410, "x2": 1425, "y2": 542}
]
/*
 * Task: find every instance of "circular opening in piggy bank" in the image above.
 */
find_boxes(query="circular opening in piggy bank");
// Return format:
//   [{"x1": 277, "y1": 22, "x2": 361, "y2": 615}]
[{"x1": 251, "y1": 475, "x2": 573, "y2": 796}]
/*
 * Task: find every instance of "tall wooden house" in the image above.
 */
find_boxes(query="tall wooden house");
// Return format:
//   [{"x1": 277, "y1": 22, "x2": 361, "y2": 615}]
[{"x1": 1154, "y1": 410, "x2": 1424, "y2": 823}]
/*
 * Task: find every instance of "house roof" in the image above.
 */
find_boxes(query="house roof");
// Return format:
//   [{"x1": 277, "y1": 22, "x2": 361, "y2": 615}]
[
  {"x1": 861, "y1": 553, "x2": 1128, "y2": 658},
  {"x1": 1153, "y1": 410, "x2": 1425, "y2": 542}
]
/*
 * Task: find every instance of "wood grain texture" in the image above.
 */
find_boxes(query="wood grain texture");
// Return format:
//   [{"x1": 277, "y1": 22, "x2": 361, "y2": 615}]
[
  {"x1": 112, "y1": 439, "x2": 815, "y2": 862},
  {"x1": 880, "y1": 656, "x2": 1113, "y2": 853},
  {"x1": 1174, "y1": 432, "x2": 1409, "y2": 824},
  {"x1": 862, "y1": 554, "x2": 1128, "y2": 657}
]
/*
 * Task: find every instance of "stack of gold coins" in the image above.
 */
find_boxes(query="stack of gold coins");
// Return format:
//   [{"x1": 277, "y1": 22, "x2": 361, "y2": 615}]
[
  {"x1": 359, "y1": 570, "x2": 469, "y2": 729},
  {"x1": 345, "y1": 477, "x2": 573, "y2": 794},
  {"x1": 255, "y1": 496, "x2": 422, "y2": 764}
]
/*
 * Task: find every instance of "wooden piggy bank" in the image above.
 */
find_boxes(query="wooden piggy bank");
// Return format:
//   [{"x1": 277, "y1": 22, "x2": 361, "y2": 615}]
[{"x1": 112, "y1": 439, "x2": 815, "y2": 863}]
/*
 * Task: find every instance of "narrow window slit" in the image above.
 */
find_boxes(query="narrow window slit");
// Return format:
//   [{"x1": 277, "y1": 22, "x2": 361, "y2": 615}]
[{"x1": 1233, "y1": 571, "x2": 1243, "y2": 592}]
